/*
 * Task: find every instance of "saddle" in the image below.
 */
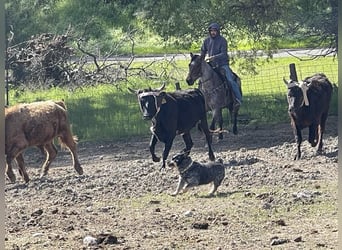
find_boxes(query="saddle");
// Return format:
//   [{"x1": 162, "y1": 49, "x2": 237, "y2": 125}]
[{"x1": 208, "y1": 62, "x2": 231, "y2": 93}]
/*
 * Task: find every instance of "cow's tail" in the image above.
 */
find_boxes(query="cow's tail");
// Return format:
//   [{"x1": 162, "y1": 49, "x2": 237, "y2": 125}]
[{"x1": 58, "y1": 135, "x2": 78, "y2": 149}]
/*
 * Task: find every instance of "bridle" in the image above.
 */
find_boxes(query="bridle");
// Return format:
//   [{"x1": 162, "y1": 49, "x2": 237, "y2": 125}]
[{"x1": 137, "y1": 91, "x2": 166, "y2": 118}]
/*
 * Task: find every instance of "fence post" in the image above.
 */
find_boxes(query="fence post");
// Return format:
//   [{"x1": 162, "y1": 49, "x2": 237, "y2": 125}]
[{"x1": 289, "y1": 63, "x2": 298, "y2": 81}]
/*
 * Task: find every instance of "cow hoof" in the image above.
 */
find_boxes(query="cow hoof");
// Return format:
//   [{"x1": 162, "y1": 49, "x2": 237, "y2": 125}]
[
  {"x1": 24, "y1": 176, "x2": 30, "y2": 183},
  {"x1": 6, "y1": 173, "x2": 16, "y2": 183},
  {"x1": 152, "y1": 156, "x2": 160, "y2": 162},
  {"x1": 209, "y1": 153, "x2": 215, "y2": 161},
  {"x1": 294, "y1": 155, "x2": 300, "y2": 160},
  {"x1": 75, "y1": 166, "x2": 84, "y2": 175}
]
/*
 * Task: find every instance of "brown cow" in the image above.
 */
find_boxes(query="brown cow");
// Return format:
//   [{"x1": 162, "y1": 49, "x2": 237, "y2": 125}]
[{"x1": 5, "y1": 100, "x2": 83, "y2": 183}]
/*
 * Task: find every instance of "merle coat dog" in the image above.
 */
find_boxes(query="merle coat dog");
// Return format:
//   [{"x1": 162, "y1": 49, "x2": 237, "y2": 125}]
[{"x1": 168, "y1": 151, "x2": 225, "y2": 196}]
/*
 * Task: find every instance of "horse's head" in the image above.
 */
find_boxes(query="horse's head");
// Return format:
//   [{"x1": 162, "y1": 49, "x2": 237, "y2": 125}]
[{"x1": 186, "y1": 53, "x2": 204, "y2": 85}]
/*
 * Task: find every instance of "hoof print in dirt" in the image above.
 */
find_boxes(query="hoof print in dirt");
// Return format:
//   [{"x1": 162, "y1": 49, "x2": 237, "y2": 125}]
[{"x1": 192, "y1": 222, "x2": 209, "y2": 230}]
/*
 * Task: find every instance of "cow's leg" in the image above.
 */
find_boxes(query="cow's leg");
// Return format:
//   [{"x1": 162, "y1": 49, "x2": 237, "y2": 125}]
[
  {"x1": 209, "y1": 116, "x2": 216, "y2": 132},
  {"x1": 6, "y1": 155, "x2": 16, "y2": 183},
  {"x1": 294, "y1": 126, "x2": 302, "y2": 160},
  {"x1": 182, "y1": 133, "x2": 193, "y2": 152},
  {"x1": 149, "y1": 135, "x2": 160, "y2": 162},
  {"x1": 6, "y1": 140, "x2": 28, "y2": 183},
  {"x1": 199, "y1": 119, "x2": 215, "y2": 161},
  {"x1": 308, "y1": 124, "x2": 319, "y2": 147},
  {"x1": 16, "y1": 153, "x2": 30, "y2": 183},
  {"x1": 40, "y1": 141, "x2": 58, "y2": 177},
  {"x1": 161, "y1": 137, "x2": 174, "y2": 169},
  {"x1": 59, "y1": 132, "x2": 83, "y2": 175},
  {"x1": 317, "y1": 113, "x2": 328, "y2": 153}
]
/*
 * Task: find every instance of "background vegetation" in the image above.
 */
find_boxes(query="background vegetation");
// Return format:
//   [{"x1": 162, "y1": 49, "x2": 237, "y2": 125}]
[
  {"x1": 5, "y1": 0, "x2": 338, "y2": 141},
  {"x1": 5, "y1": 0, "x2": 338, "y2": 55},
  {"x1": 8, "y1": 56, "x2": 338, "y2": 141}
]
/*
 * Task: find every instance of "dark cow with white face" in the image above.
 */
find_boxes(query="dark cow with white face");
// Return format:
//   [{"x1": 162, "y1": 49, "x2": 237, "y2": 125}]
[
  {"x1": 283, "y1": 73, "x2": 333, "y2": 160},
  {"x1": 129, "y1": 83, "x2": 215, "y2": 169}
]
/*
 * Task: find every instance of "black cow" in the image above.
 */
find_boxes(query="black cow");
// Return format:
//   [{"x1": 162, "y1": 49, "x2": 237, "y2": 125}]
[
  {"x1": 283, "y1": 73, "x2": 333, "y2": 160},
  {"x1": 128, "y1": 83, "x2": 215, "y2": 169}
]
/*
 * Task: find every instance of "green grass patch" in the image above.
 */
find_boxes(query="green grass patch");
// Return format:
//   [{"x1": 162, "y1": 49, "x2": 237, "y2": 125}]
[{"x1": 8, "y1": 56, "x2": 338, "y2": 141}]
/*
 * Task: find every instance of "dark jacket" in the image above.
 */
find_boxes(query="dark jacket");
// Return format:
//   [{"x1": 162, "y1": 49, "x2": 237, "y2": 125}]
[{"x1": 200, "y1": 23, "x2": 229, "y2": 67}]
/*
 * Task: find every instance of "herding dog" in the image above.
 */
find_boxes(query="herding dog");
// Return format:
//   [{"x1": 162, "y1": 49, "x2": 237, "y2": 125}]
[{"x1": 168, "y1": 151, "x2": 225, "y2": 196}]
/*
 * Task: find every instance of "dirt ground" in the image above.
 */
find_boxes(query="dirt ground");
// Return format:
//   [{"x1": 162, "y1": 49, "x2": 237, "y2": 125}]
[{"x1": 5, "y1": 116, "x2": 338, "y2": 250}]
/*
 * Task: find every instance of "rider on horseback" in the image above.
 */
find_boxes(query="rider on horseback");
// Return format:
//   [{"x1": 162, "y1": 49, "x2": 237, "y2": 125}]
[{"x1": 200, "y1": 22, "x2": 242, "y2": 108}]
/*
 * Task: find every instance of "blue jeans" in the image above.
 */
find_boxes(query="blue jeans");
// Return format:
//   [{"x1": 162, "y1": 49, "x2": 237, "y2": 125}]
[{"x1": 220, "y1": 65, "x2": 242, "y2": 102}]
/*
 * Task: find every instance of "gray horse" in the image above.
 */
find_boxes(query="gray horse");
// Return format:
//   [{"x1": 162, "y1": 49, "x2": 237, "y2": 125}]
[{"x1": 186, "y1": 53, "x2": 242, "y2": 138}]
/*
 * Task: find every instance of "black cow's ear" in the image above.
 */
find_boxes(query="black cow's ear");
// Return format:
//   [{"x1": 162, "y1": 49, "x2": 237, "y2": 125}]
[{"x1": 159, "y1": 92, "x2": 167, "y2": 104}]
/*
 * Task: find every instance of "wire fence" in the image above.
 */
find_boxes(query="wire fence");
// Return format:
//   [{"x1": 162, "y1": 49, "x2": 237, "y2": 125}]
[
  {"x1": 6, "y1": 60, "x2": 338, "y2": 141},
  {"x1": 238, "y1": 62, "x2": 338, "y2": 124}
]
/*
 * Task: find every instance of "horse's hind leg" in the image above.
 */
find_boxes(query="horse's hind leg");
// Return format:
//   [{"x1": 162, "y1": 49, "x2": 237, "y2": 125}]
[
  {"x1": 232, "y1": 110, "x2": 238, "y2": 135},
  {"x1": 229, "y1": 105, "x2": 239, "y2": 135}
]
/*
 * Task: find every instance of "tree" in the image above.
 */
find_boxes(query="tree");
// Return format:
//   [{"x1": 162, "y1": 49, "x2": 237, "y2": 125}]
[
  {"x1": 5, "y1": 0, "x2": 338, "y2": 56},
  {"x1": 138, "y1": 0, "x2": 338, "y2": 55}
]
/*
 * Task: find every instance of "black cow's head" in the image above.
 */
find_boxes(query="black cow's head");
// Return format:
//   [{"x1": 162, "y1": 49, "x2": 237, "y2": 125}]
[
  {"x1": 128, "y1": 83, "x2": 167, "y2": 120},
  {"x1": 283, "y1": 78, "x2": 310, "y2": 113}
]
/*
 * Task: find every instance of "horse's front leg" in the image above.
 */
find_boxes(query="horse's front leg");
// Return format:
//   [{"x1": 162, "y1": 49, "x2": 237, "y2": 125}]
[{"x1": 212, "y1": 109, "x2": 223, "y2": 139}]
